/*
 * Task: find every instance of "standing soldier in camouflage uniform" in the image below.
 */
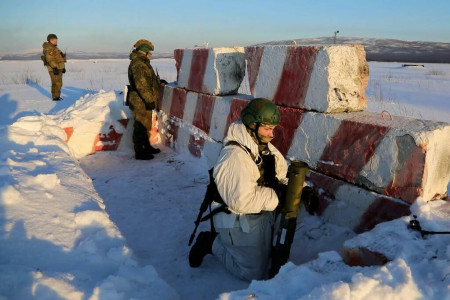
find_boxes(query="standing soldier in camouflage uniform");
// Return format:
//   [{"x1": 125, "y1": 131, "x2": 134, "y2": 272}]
[
  {"x1": 42, "y1": 34, "x2": 66, "y2": 101},
  {"x1": 127, "y1": 39, "x2": 163, "y2": 160}
]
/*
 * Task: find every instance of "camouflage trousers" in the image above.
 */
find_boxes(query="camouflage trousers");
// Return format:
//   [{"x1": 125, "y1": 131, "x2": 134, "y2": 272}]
[
  {"x1": 48, "y1": 70, "x2": 63, "y2": 99},
  {"x1": 129, "y1": 96, "x2": 153, "y2": 149}
]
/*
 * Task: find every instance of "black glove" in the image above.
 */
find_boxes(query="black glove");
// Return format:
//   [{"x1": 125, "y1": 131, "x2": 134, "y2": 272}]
[
  {"x1": 273, "y1": 183, "x2": 288, "y2": 208},
  {"x1": 144, "y1": 101, "x2": 156, "y2": 111},
  {"x1": 62, "y1": 68, "x2": 66, "y2": 74},
  {"x1": 160, "y1": 79, "x2": 168, "y2": 85},
  {"x1": 301, "y1": 186, "x2": 319, "y2": 215},
  {"x1": 52, "y1": 68, "x2": 59, "y2": 75}
]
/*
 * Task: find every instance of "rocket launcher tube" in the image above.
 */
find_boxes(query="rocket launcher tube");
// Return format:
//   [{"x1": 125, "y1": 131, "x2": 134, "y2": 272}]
[{"x1": 270, "y1": 160, "x2": 309, "y2": 278}]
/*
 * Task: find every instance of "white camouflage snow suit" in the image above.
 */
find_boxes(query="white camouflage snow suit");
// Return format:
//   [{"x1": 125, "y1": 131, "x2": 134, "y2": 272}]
[{"x1": 212, "y1": 121, "x2": 288, "y2": 281}]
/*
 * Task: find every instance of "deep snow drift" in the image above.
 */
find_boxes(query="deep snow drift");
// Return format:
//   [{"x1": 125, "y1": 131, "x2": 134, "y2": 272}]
[{"x1": 0, "y1": 58, "x2": 449, "y2": 299}]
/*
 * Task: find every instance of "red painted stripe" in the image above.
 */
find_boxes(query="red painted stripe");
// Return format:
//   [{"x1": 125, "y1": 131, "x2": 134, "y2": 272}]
[
  {"x1": 157, "y1": 84, "x2": 165, "y2": 111},
  {"x1": 188, "y1": 136, "x2": 204, "y2": 158},
  {"x1": 168, "y1": 87, "x2": 187, "y2": 144},
  {"x1": 174, "y1": 49, "x2": 183, "y2": 81},
  {"x1": 273, "y1": 46, "x2": 319, "y2": 108},
  {"x1": 187, "y1": 94, "x2": 216, "y2": 157},
  {"x1": 354, "y1": 196, "x2": 410, "y2": 233},
  {"x1": 223, "y1": 97, "x2": 250, "y2": 138},
  {"x1": 318, "y1": 120, "x2": 390, "y2": 181},
  {"x1": 92, "y1": 125, "x2": 123, "y2": 152},
  {"x1": 192, "y1": 94, "x2": 216, "y2": 134},
  {"x1": 272, "y1": 106, "x2": 304, "y2": 156},
  {"x1": 169, "y1": 87, "x2": 187, "y2": 119},
  {"x1": 64, "y1": 127, "x2": 74, "y2": 143},
  {"x1": 385, "y1": 143, "x2": 426, "y2": 203},
  {"x1": 188, "y1": 48, "x2": 209, "y2": 93},
  {"x1": 118, "y1": 119, "x2": 129, "y2": 128},
  {"x1": 245, "y1": 46, "x2": 264, "y2": 95}
]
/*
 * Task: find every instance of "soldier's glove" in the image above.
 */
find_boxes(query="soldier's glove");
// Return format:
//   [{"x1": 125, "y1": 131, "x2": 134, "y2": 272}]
[
  {"x1": 160, "y1": 79, "x2": 168, "y2": 85},
  {"x1": 62, "y1": 68, "x2": 66, "y2": 74},
  {"x1": 301, "y1": 186, "x2": 319, "y2": 215},
  {"x1": 273, "y1": 182, "x2": 288, "y2": 209},
  {"x1": 52, "y1": 68, "x2": 59, "y2": 75},
  {"x1": 144, "y1": 101, "x2": 156, "y2": 111}
]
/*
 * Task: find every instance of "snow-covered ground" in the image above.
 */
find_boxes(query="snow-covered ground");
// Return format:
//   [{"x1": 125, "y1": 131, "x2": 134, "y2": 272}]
[{"x1": 0, "y1": 58, "x2": 449, "y2": 299}]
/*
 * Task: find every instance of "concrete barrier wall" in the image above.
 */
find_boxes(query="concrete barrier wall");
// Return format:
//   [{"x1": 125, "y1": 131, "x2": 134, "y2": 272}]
[
  {"x1": 157, "y1": 85, "x2": 413, "y2": 231},
  {"x1": 158, "y1": 84, "x2": 450, "y2": 203}
]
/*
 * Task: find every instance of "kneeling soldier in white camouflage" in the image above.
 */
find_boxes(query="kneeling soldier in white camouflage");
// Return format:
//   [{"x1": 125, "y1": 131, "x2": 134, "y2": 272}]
[{"x1": 189, "y1": 98, "x2": 288, "y2": 281}]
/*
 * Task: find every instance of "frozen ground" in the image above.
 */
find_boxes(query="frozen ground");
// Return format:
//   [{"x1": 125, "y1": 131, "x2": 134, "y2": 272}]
[{"x1": 0, "y1": 58, "x2": 449, "y2": 299}]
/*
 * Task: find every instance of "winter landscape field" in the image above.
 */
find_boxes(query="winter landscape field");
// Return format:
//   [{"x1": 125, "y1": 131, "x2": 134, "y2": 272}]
[{"x1": 0, "y1": 57, "x2": 449, "y2": 299}]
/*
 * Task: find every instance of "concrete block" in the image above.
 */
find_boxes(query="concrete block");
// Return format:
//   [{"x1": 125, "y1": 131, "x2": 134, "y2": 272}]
[
  {"x1": 245, "y1": 45, "x2": 369, "y2": 113},
  {"x1": 174, "y1": 47, "x2": 245, "y2": 95},
  {"x1": 287, "y1": 111, "x2": 450, "y2": 202}
]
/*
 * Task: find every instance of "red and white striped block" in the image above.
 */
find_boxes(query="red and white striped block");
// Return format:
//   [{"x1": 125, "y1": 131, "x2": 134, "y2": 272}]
[
  {"x1": 63, "y1": 119, "x2": 130, "y2": 159},
  {"x1": 305, "y1": 170, "x2": 411, "y2": 233},
  {"x1": 174, "y1": 47, "x2": 246, "y2": 95},
  {"x1": 286, "y1": 111, "x2": 450, "y2": 203},
  {"x1": 245, "y1": 45, "x2": 369, "y2": 113}
]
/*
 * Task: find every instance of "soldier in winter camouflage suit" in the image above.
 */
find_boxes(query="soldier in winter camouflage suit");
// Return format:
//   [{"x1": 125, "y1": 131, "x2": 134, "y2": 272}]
[
  {"x1": 128, "y1": 39, "x2": 163, "y2": 160},
  {"x1": 42, "y1": 34, "x2": 66, "y2": 101}
]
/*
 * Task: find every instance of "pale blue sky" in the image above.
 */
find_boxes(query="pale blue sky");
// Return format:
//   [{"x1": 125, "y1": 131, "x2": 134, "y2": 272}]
[{"x1": 1, "y1": 0, "x2": 449, "y2": 53}]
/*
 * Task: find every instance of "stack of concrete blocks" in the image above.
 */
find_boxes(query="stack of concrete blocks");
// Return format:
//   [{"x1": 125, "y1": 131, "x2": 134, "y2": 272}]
[
  {"x1": 157, "y1": 45, "x2": 450, "y2": 266},
  {"x1": 158, "y1": 47, "x2": 251, "y2": 167}
]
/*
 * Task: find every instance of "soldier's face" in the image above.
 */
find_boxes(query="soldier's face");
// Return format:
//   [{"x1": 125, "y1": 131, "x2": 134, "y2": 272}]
[
  {"x1": 146, "y1": 51, "x2": 152, "y2": 58},
  {"x1": 258, "y1": 124, "x2": 276, "y2": 143},
  {"x1": 50, "y1": 39, "x2": 57, "y2": 46}
]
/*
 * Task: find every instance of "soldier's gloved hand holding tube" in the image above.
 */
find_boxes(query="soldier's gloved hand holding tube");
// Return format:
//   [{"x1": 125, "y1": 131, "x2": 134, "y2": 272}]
[
  {"x1": 273, "y1": 182, "x2": 288, "y2": 208},
  {"x1": 52, "y1": 68, "x2": 59, "y2": 75},
  {"x1": 144, "y1": 101, "x2": 156, "y2": 111},
  {"x1": 62, "y1": 68, "x2": 66, "y2": 74},
  {"x1": 160, "y1": 79, "x2": 168, "y2": 85}
]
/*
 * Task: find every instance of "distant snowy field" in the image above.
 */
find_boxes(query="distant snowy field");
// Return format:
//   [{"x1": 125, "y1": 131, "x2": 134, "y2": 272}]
[{"x1": 0, "y1": 58, "x2": 449, "y2": 299}]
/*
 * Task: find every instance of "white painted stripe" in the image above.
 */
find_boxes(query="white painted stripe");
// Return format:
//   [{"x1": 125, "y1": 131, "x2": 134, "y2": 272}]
[
  {"x1": 253, "y1": 45, "x2": 287, "y2": 100},
  {"x1": 303, "y1": 48, "x2": 330, "y2": 112},
  {"x1": 286, "y1": 112, "x2": 341, "y2": 168},
  {"x1": 183, "y1": 92, "x2": 198, "y2": 124},
  {"x1": 177, "y1": 51, "x2": 193, "y2": 88},
  {"x1": 209, "y1": 95, "x2": 233, "y2": 142},
  {"x1": 160, "y1": 85, "x2": 174, "y2": 114}
]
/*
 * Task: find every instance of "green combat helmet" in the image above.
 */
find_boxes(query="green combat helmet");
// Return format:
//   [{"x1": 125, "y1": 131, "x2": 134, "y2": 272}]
[
  {"x1": 241, "y1": 98, "x2": 281, "y2": 127},
  {"x1": 47, "y1": 34, "x2": 57, "y2": 41},
  {"x1": 134, "y1": 39, "x2": 154, "y2": 52}
]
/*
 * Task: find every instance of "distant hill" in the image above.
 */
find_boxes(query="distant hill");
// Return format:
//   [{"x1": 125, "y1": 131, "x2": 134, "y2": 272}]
[
  {"x1": 0, "y1": 51, "x2": 173, "y2": 61},
  {"x1": 257, "y1": 37, "x2": 450, "y2": 63},
  {"x1": 2, "y1": 37, "x2": 449, "y2": 62}
]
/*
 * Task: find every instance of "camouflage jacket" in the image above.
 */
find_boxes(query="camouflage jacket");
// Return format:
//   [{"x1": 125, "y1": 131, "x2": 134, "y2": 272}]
[
  {"x1": 42, "y1": 42, "x2": 66, "y2": 70},
  {"x1": 128, "y1": 50, "x2": 160, "y2": 105}
]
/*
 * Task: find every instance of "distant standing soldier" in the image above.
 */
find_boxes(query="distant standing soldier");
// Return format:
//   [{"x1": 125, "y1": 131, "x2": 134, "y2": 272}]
[
  {"x1": 127, "y1": 39, "x2": 163, "y2": 160},
  {"x1": 42, "y1": 34, "x2": 66, "y2": 101}
]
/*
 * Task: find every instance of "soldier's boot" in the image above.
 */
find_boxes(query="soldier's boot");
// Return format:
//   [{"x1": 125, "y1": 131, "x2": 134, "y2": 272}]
[
  {"x1": 134, "y1": 144, "x2": 154, "y2": 160},
  {"x1": 189, "y1": 231, "x2": 217, "y2": 268},
  {"x1": 144, "y1": 144, "x2": 161, "y2": 155}
]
